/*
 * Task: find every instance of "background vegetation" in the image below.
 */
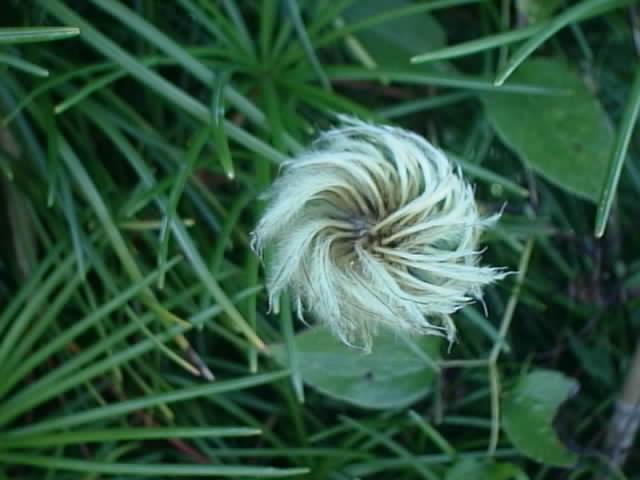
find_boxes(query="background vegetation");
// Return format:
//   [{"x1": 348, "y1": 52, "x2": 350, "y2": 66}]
[{"x1": 1, "y1": 0, "x2": 639, "y2": 478}]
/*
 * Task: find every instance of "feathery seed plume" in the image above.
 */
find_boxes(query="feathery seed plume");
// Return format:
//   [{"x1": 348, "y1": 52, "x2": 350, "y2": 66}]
[{"x1": 252, "y1": 119, "x2": 506, "y2": 351}]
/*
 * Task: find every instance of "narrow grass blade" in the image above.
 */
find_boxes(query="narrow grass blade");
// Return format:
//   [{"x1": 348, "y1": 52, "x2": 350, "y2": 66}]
[
  {"x1": 0, "y1": 151, "x2": 14, "y2": 180},
  {"x1": 56, "y1": 136, "x2": 209, "y2": 376},
  {"x1": 95, "y1": 118, "x2": 267, "y2": 351},
  {"x1": 211, "y1": 70, "x2": 234, "y2": 178},
  {"x1": 0, "y1": 427, "x2": 260, "y2": 448},
  {"x1": 158, "y1": 126, "x2": 210, "y2": 288},
  {"x1": 0, "y1": 241, "x2": 64, "y2": 337},
  {"x1": 176, "y1": 0, "x2": 236, "y2": 49},
  {"x1": 0, "y1": 257, "x2": 180, "y2": 398},
  {"x1": 0, "y1": 53, "x2": 49, "y2": 77},
  {"x1": 340, "y1": 416, "x2": 439, "y2": 480},
  {"x1": 595, "y1": 64, "x2": 640, "y2": 237},
  {"x1": 488, "y1": 240, "x2": 535, "y2": 455},
  {"x1": 38, "y1": 0, "x2": 287, "y2": 164},
  {"x1": 408, "y1": 410, "x2": 456, "y2": 457},
  {"x1": 259, "y1": 0, "x2": 277, "y2": 57},
  {"x1": 447, "y1": 151, "x2": 529, "y2": 198},
  {"x1": 284, "y1": 0, "x2": 331, "y2": 90},
  {"x1": 54, "y1": 68, "x2": 123, "y2": 114},
  {"x1": 58, "y1": 175, "x2": 86, "y2": 274},
  {"x1": 411, "y1": 24, "x2": 542, "y2": 64},
  {"x1": 0, "y1": 453, "x2": 309, "y2": 477},
  {"x1": 0, "y1": 272, "x2": 84, "y2": 381},
  {"x1": 279, "y1": 293, "x2": 304, "y2": 403},
  {"x1": 377, "y1": 92, "x2": 473, "y2": 119},
  {"x1": 317, "y1": 0, "x2": 481, "y2": 47},
  {"x1": 0, "y1": 254, "x2": 74, "y2": 369},
  {"x1": 4, "y1": 182, "x2": 38, "y2": 280},
  {"x1": 88, "y1": 0, "x2": 302, "y2": 153},
  {"x1": 210, "y1": 190, "x2": 254, "y2": 274},
  {"x1": 281, "y1": 78, "x2": 374, "y2": 119},
  {"x1": 326, "y1": 66, "x2": 570, "y2": 95},
  {"x1": 0, "y1": 27, "x2": 79, "y2": 44},
  {"x1": 495, "y1": 0, "x2": 635, "y2": 86},
  {"x1": 9, "y1": 371, "x2": 289, "y2": 435},
  {"x1": 220, "y1": 0, "x2": 257, "y2": 58},
  {"x1": 0, "y1": 320, "x2": 190, "y2": 427},
  {"x1": 2, "y1": 62, "x2": 114, "y2": 126},
  {"x1": 346, "y1": 450, "x2": 518, "y2": 476},
  {"x1": 0, "y1": 268, "x2": 246, "y2": 425}
]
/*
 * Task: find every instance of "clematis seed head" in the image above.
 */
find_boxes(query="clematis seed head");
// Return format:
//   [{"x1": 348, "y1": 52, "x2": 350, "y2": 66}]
[{"x1": 252, "y1": 119, "x2": 506, "y2": 351}]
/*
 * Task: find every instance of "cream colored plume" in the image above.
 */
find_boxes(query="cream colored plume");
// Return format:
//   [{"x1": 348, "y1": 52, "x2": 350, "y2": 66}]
[{"x1": 252, "y1": 119, "x2": 506, "y2": 351}]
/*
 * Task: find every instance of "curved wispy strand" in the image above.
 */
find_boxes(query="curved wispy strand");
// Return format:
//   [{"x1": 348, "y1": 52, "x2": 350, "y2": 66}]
[{"x1": 252, "y1": 119, "x2": 506, "y2": 350}]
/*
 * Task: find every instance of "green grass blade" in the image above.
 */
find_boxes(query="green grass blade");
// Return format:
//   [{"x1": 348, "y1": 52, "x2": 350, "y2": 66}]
[
  {"x1": 411, "y1": 24, "x2": 542, "y2": 64},
  {"x1": 259, "y1": 0, "x2": 278, "y2": 57},
  {"x1": 279, "y1": 293, "x2": 304, "y2": 403},
  {"x1": 317, "y1": 0, "x2": 481, "y2": 47},
  {"x1": 87, "y1": 0, "x2": 301, "y2": 153},
  {"x1": 209, "y1": 190, "x2": 254, "y2": 274},
  {"x1": 38, "y1": 0, "x2": 205, "y2": 122},
  {"x1": 57, "y1": 175, "x2": 86, "y2": 274},
  {"x1": 2, "y1": 61, "x2": 113, "y2": 126},
  {"x1": 284, "y1": 0, "x2": 331, "y2": 91},
  {"x1": 0, "y1": 427, "x2": 261, "y2": 448},
  {"x1": 0, "y1": 273, "x2": 84, "y2": 381},
  {"x1": 0, "y1": 254, "x2": 75, "y2": 369},
  {"x1": 211, "y1": 70, "x2": 235, "y2": 178},
  {"x1": 220, "y1": 0, "x2": 257, "y2": 58},
  {"x1": 0, "y1": 320, "x2": 189, "y2": 427},
  {"x1": 9, "y1": 371, "x2": 289, "y2": 435},
  {"x1": 340, "y1": 416, "x2": 439, "y2": 480},
  {"x1": 0, "y1": 52, "x2": 49, "y2": 77},
  {"x1": 158, "y1": 126, "x2": 211, "y2": 288},
  {"x1": 595, "y1": 63, "x2": 640, "y2": 237},
  {"x1": 0, "y1": 453, "x2": 309, "y2": 477},
  {"x1": 326, "y1": 65, "x2": 570, "y2": 95},
  {"x1": 408, "y1": 410, "x2": 456, "y2": 457},
  {"x1": 495, "y1": 0, "x2": 635, "y2": 86},
  {"x1": 377, "y1": 92, "x2": 473, "y2": 118},
  {"x1": 38, "y1": 0, "x2": 287, "y2": 164},
  {"x1": 0, "y1": 257, "x2": 181, "y2": 398},
  {"x1": 0, "y1": 268, "x2": 245, "y2": 425},
  {"x1": 176, "y1": 0, "x2": 236, "y2": 49},
  {"x1": 0, "y1": 151, "x2": 14, "y2": 180},
  {"x1": 54, "y1": 68, "x2": 123, "y2": 114},
  {"x1": 94, "y1": 117, "x2": 266, "y2": 351},
  {"x1": 0, "y1": 241, "x2": 65, "y2": 337},
  {"x1": 0, "y1": 27, "x2": 79, "y2": 44},
  {"x1": 447, "y1": 151, "x2": 529, "y2": 198}
]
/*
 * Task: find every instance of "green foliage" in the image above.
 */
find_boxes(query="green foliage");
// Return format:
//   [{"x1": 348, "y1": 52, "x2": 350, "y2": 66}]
[
  {"x1": 342, "y1": 0, "x2": 447, "y2": 69},
  {"x1": 272, "y1": 326, "x2": 441, "y2": 409},
  {"x1": 0, "y1": 0, "x2": 638, "y2": 478},
  {"x1": 483, "y1": 58, "x2": 614, "y2": 201},
  {"x1": 502, "y1": 370, "x2": 578, "y2": 466},
  {"x1": 446, "y1": 458, "x2": 529, "y2": 480},
  {"x1": 516, "y1": 0, "x2": 564, "y2": 23}
]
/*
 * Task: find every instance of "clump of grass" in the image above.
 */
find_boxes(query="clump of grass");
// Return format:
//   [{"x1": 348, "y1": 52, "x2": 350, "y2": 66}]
[{"x1": 1, "y1": 1, "x2": 639, "y2": 479}]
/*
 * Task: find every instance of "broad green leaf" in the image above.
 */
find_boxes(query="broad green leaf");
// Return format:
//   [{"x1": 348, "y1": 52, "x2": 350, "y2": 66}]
[
  {"x1": 343, "y1": 0, "x2": 446, "y2": 70},
  {"x1": 446, "y1": 458, "x2": 529, "y2": 480},
  {"x1": 272, "y1": 326, "x2": 440, "y2": 409},
  {"x1": 502, "y1": 369, "x2": 578, "y2": 466},
  {"x1": 446, "y1": 458, "x2": 492, "y2": 480},
  {"x1": 483, "y1": 58, "x2": 613, "y2": 201},
  {"x1": 516, "y1": 0, "x2": 563, "y2": 23}
]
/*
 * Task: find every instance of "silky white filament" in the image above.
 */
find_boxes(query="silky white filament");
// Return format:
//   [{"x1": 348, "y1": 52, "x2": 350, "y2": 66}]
[{"x1": 252, "y1": 119, "x2": 506, "y2": 351}]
